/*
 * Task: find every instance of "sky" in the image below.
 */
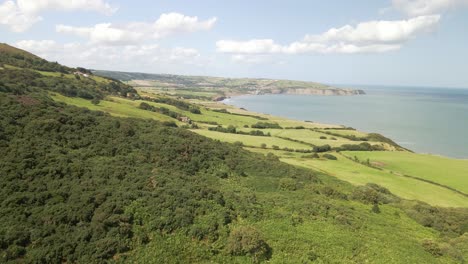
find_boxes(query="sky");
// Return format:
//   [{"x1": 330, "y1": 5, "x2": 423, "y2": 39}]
[{"x1": 1, "y1": 0, "x2": 468, "y2": 88}]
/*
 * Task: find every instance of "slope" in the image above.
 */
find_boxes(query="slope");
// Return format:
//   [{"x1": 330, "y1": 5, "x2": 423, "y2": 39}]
[{"x1": 0, "y1": 44, "x2": 467, "y2": 264}]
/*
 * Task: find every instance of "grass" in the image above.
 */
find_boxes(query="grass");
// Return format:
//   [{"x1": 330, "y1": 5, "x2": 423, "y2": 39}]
[
  {"x1": 247, "y1": 148, "x2": 468, "y2": 207},
  {"x1": 320, "y1": 128, "x2": 369, "y2": 138},
  {"x1": 122, "y1": 156, "x2": 457, "y2": 263},
  {"x1": 51, "y1": 94, "x2": 176, "y2": 122},
  {"x1": 239, "y1": 128, "x2": 376, "y2": 148},
  {"x1": 343, "y1": 151, "x2": 468, "y2": 194},
  {"x1": 51, "y1": 91, "x2": 468, "y2": 208},
  {"x1": 191, "y1": 130, "x2": 312, "y2": 149},
  {"x1": 225, "y1": 106, "x2": 341, "y2": 129}
]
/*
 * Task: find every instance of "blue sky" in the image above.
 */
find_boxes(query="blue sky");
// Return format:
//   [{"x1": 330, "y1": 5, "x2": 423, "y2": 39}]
[{"x1": 1, "y1": 0, "x2": 468, "y2": 88}]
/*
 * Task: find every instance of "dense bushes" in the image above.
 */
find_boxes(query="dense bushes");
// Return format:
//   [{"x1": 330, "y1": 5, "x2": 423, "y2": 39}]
[
  {"x1": 0, "y1": 68, "x2": 138, "y2": 100},
  {"x1": 313, "y1": 144, "x2": 331, "y2": 153},
  {"x1": 335, "y1": 142, "x2": 385, "y2": 151},
  {"x1": 351, "y1": 183, "x2": 399, "y2": 204},
  {"x1": 0, "y1": 93, "x2": 319, "y2": 263}
]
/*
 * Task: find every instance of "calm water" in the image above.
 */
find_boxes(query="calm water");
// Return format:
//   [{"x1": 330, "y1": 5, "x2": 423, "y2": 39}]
[{"x1": 225, "y1": 86, "x2": 468, "y2": 159}]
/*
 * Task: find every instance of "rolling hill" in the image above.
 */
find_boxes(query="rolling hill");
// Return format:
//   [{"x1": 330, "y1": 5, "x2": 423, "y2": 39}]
[{"x1": 1, "y1": 44, "x2": 467, "y2": 263}]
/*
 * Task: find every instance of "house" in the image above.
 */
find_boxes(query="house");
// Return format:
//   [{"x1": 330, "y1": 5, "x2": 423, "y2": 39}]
[
  {"x1": 73, "y1": 71, "x2": 89, "y2": 78},
  {"x1": 179, "y1": 116, "x2": 192, "y2": 123}
]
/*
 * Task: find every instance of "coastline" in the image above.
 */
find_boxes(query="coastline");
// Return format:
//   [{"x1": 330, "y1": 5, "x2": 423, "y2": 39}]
[{"x1": 220, "y1": 93, "x2": 467, "y2": 160}]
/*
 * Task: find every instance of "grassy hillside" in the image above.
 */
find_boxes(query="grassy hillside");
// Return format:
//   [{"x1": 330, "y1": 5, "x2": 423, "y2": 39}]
[
  {"x1": 1, "y1": 44, "x2": 468, "y2": 263},
  {"x1": 0, "y1": 43, "x2": 70, "y2": 73},
  {"x1": 344, "y1": 151, "x2": 468, "y2": 195},
  {"x1": 50, "y1": 85, "x2": 466, "y2": 207},
  {"x1": 2, "y1": 93, "x2": 468, "y2": 263},
  {"x1": 271, "y1": 151, "x2": 468, "y2": 207}
]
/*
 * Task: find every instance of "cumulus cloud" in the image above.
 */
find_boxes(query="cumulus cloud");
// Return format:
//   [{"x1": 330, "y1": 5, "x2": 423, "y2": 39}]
[
  {"x1": 16, "y1": 0, "x2": 117, "y2": 15},
  {"x1": 0, "y1": 0, "x2": 116, "y2": 32},
  {"x1": 0, "y1": 1, "x2": 42, "y2": 32},
  {"x1": 392, "y1": 0, "x2": 468, "y2": 16},
  {"x1": 304, "y1": 15, "x2": 440, "y2": 45},
  {"x1": 13, "y1": 40, "x2": 206, "y2": 69},
  {"x1": 153, "y1": 12, "x2": 217, "y2": 38},
  {"x1": 56, "y1": 12, "x2": 217, "y2": 45},
  {"x1": 216, "y1": 15, "x2": 440, "y2": 57}
]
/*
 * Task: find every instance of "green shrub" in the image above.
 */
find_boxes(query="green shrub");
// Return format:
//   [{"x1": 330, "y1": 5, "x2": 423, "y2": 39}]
[
  {"x1": 313, "y1": 144, "x2": 331, "y2": 153},
  {"x1": 251, "y1": 122, "x2": 282, "y2": 129},
  {"x1": 279, "y1": 178, "x2": 298, "y2": 191},
  {"x1": 323, "y1": 154, "x2": 337, "y2": 160},
  {"x1": 371, "y1": 203, "x2": 381, "y2": 214},
  {"x1": 422, "y1": 239, "x2": 443, "y2": 257},
  {"x1": 226, "y1": 226, "x2": 272, "y2": 263}
]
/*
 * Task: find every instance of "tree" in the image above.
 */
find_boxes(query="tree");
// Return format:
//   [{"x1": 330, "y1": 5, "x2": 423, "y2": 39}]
[
  {"x1": 226, "y1": 226, "x2": 271, "y2": 263},
  {"x1": 371, "y1": 203, "x2": 381, "y2": 214},
  {"x1": 91, "y1": 98, "x2": 100, "y2": 105}
]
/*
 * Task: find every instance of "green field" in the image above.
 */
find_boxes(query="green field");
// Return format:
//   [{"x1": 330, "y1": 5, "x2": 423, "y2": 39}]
[
  {"x1": 246, "y1": 148, "x2": 468, "y2": 207},
  {"x1": 192, "y1": 130, "x2": 312, "y2": 149},
  {"x1": 51, "y1": 93, "x2": 177, "y2": 122},
  {"x1": 320, "y1": 128, "x2": 369, "y2": 138},
  {"x1": 343, "y1": 151, "x2": 468, "y2": 194},
  {"x1": 239, "y1": 128, "x2": 391, "y2": 148},
  {"x1": 220, "y1": 106, "x2": 341, "y2": 129},
  {"x1": 51, "y1": 92, "x2": 468, "y2": 208}
]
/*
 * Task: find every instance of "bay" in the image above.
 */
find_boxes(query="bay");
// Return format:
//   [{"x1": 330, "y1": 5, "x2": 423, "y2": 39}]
[{"x1": 225, "y1": 85, "x2": 468, "y2": 159}]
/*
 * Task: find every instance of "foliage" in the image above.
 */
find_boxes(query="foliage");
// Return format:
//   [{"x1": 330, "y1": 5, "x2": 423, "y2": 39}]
[
  {"x1": 146, "y1": 96, "x2": 200, "y2": 113},
  {"x1": 251, "y1": 122, "x2": 282, "y2": 129},
  {"x1": 313, "y1": 144, "x2": 331, "y2": 153},
  {"x1": 0, "y1": 92, "x2": 319, "y2": 263},
  {"x1": 0, "y1": 67, "x2": 138, "y2": 100},
  {"x1": 351, "y1": 183, "x2": 399, "y2": 204},
  {"x1": 0, "y1": 43, "x2": 70, "y2": 73},
  {"x1": 323, "y1": 153, "x2": 337, "y2": 160},
  {"x1": 1, "y1": 45, "x2": 467, "y2": 264},
  {"x1": 226, "y1": 226, "x2": 272, "y2": 263},
  {"x1": 336, "y1": 142, "x2": 385, "y2": 151}
]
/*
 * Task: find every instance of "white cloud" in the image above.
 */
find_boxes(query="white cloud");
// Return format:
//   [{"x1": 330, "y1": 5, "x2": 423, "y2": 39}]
[
  {"x1": 13, "y1": 40, "x2": 206, "y2": 69},
  {"x1": 304, "y1": 15, "x2": 440, "y2": 45},
  {"x1": 153, "y1": 12, "x2": 217, "y2": 38},
  {"x1": 216, "y1": 15, "x2": 440, "y2": 57},
  {"x1": 0, "y1": 1, "x2": 42, "y2": 32},
  {"x1": 56, "y1": 12, "x2": 217, "y2": 45},
  {"x1": 56, "y1": 24, "x2": 143, "y2": 45},
  {"x1": 16, "y1": 0, "x2": 117, "y2": 15},
  {"x1": 0, "y1": 0, "x2": 116, "y2": 32},
  {"x1": 15, "y1": 39, "x2": 60, "y2": 56},
  {"x1": 392, "y1": 0, "x2": 468, "y2": 16}
]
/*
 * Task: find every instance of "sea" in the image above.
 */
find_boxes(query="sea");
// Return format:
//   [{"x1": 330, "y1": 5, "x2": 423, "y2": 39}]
[{"x1": 224, "y1": 85, "x2": 468, "y2": 159}]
